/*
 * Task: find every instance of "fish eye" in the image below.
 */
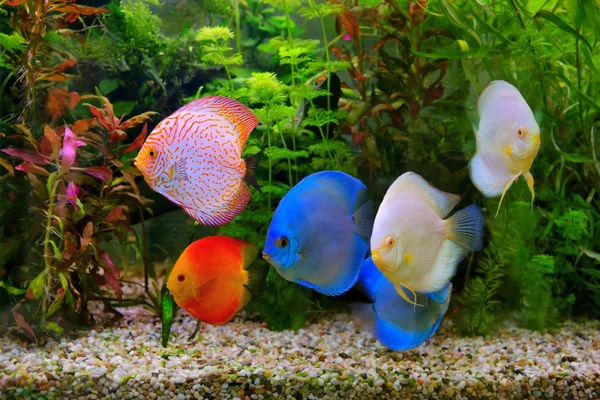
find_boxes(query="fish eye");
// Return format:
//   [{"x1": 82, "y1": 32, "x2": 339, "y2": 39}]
[
  {"x1": 149, "y1": 148, "x2": 157, "y2": 157},
  {"x1": 517, "y1": 127, "x2": 525, "y2": 138},
  {"x1": 386, "y1": 237, "x2": 395, "y2": 247},
  {"x1": 276, "y1": 237, "x2": 289, "y2": 248},
  {"x1": 177, "y1": 274, "x2": 185, "y2": 282}
]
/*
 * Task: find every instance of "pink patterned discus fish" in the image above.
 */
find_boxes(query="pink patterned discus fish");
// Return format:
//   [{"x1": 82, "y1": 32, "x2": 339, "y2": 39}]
[{"x1": 134, "y1": 96, "x2": 261, "y2": 226}]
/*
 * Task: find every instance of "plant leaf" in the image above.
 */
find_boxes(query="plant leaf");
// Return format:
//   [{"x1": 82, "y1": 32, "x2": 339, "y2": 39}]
[
  {"x1": 12, "y1": 300, "x2": 37, "y2": 344},
  {"x1": 29, "y1": 270, "x2": 46, "y2": 300},
  {"x1": 534, "y1": 10, "x2": 593, "y2": 51}
]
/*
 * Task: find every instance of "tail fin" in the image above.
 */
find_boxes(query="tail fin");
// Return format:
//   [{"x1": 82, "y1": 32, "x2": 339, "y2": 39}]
[
  {"x1": 447, "y1": 205, "x2": 484, "y2": 251},
  {"x1": 244, "y1": 151, "x2": 262, "y2": 192}
]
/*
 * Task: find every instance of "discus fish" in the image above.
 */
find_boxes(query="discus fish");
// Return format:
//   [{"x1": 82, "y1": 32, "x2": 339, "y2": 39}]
[
  {"x1": 370, "y1": 172, "x2": 483, "y2": 305},
  {"x1": 166, "y1": 236, "x2": 258, "y2": 325},
  {"x1": 262, "y1": 171, "x2": 374, "y2": 296},
  {"x1": 352, "y1": 257, "x2": 452, "y2": 351},
  {"x1": 135, "y1": 96, "x2": 261, "y2": 226},
  {"x1": 469, "y1": 80, "x2": 541, "y2": 217}
]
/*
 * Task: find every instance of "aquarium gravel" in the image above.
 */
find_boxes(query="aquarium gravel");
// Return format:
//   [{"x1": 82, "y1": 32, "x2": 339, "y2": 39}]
[{"x1": 1, "y1": 304, "x2": 599, "y2": 400}]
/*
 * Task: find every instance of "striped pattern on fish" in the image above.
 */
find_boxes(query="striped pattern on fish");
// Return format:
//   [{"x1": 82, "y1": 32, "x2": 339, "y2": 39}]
[{"x1": 135, "y1": 96, "x2": 261, "y2": 226}]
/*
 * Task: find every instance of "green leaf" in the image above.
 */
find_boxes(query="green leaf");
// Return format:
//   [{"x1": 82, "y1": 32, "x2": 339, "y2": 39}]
[
  {"x1": 161, "y1": 287, "x2": 177, "y2": 347},
  {"x1": 113, "y1": 101, "x2": 136, "y2": 117},
  {"x1": 99, "y1": 79, "x2": 119, "y2": 95},
  {"x1": 46, "y1": 172, "x2": 58, "y2": 198},
  {"x1": 59, "y1": 273, "x2": 68, "y2": 290},
  {"x1": 29, "y1": 271, "x2": 46, "y2": 300},
  {"x1": 534, "y1": 10, "x2": 593, "y2": 51},
  {"x1": 0, "y1": 281, "x2": 27, "y2": 295}
]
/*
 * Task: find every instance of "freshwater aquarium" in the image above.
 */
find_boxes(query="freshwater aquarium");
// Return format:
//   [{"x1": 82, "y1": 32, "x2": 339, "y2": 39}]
[{"x1": 0, "y1": 0, "x2": 599, "y2": 398}]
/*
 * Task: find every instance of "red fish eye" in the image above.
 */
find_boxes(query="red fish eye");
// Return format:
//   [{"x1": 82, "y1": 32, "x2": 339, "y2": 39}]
[
  {"x1": 177, "y1": 274, "x2": 185, "y2": 282},
  {"x1": 149, "y1": 150, "x2": 156, "y2": 157},
  {"x1": 517, "y1": 128, "x2": 524, "y2": 137}
]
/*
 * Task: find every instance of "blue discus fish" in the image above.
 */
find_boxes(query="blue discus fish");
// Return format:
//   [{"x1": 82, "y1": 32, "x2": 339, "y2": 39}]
[
  {"x1": 262, "y1": 171, "x2": 374, "y2": 296},
  {"x1": 352, "y1": 257, "x2": 451, "y2": 351}
]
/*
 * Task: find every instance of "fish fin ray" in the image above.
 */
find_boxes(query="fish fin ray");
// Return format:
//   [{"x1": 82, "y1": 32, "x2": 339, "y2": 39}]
[
  {"x1": 175, "y1": 96, "x2": 258, "y2": 147},
  {"x1": 243, "y1": 151, "x2": 261, "y2": 192},
  {"x1": 469, "y1": 151, "x2": 515, "y2": 198},
  {"x1": 389, "y1": 172, "x2": 461, "y2": 218},
  {"x1": 240, "y1": 242, "x2": 259, "y2": 269},
  {"x1": 394, "y1": 284, "x2": 424, "y2": 308},
  {"x1": 494, "y1": 172, "x2": 522, "y2": 218},
  {"x1": 447, "y1": 205, "x2": 484, "y2": 251},
  {"x1": 174, "y1": 158, "x2": 188, "y2": 181},
  {"x1": 352, "y1": 199, "x2": 374, "y2": 239},
  {"x1": 196, "y1": 278, "x2": 218, "y2": 298},
  {"x1": 184, "y1": 184, "x2": 251, "y2": 226}
]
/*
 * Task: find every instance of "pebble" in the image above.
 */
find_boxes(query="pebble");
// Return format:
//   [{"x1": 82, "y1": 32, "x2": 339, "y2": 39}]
[{"x1": 0, "y1": 282, "x2": 599, "y2": 399}]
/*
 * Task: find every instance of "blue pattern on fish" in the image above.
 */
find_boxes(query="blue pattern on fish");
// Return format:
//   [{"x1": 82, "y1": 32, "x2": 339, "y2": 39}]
[
  {"x1": 353, "y1": 257, "x2": 452, "y2": 351},
  {"x1": 263, "y1": 171, "x2": 374, "y2": 296}
]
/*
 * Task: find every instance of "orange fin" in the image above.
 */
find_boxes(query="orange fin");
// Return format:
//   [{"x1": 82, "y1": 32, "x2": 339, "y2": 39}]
[
  {"x1": 175, "y1": 96, "x2": 258, "y2": 147},
  {"x1": 196, "y1": 278, "x2": 218, "y2": 298},
  {"x1": 240, "y1": 242, "x2": 259, "y2": 269}
]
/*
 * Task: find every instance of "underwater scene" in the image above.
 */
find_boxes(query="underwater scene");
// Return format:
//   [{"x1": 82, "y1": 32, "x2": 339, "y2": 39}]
[{"x1": 0, "y1": 0, "x2": 599, "y2": 398}]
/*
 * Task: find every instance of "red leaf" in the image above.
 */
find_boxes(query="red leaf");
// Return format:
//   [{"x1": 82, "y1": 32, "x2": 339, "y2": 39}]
[
  {"x1": 15, "y1": 163, "x2": 50, "y2": 176},
  {"x1": 72, "y1": 118, "x2": 96, "y2": 134},
  {"x1": 102, "y1": 252, "x2": 122, "y2": 300},
  {"x1": 12, "y1": 300, "x2": 38, "y2": 344},
  {"x1": 64, "y1": 239, "x2": 76, "y2": 260},
  {"x1": 2, "y1": 148, "x2": 47, "y2": 164},
  {"x1": 337, "y1": 10, "x2": 360, "y2": 41},
  {"x1": 106, "y1": 207, "x2": 124, "y2": 223},
  {"x1": 81, "y1": 222, "x2": 93, "y2": 250},
  {"x1": 88, "y1": 105, "x2": 112, "y2": 132},
  {"x1": 52, "y1": 59, "x2": 77, "y2": 72},
  {"x1": 82, "y1": 166, "x2": 112, "y2": 181},
  {"x1": 45, "y1": 88, "x2": 69, "y2": 122},
  {"x1": 371, "y1": 36, "x2": 393, "y2": 53},
  {"x1": 121, "y1": 123, "x2": 148, "y2": 154},
  {"x1": 43, "y1": 126, "x2": 62, "y2": 161},
  {"x1": 4, "y1": 0, "x2": 26, "y2": 5},
  {"x1": 68, "y1": 92, "x2": 81, "y2": 110}
]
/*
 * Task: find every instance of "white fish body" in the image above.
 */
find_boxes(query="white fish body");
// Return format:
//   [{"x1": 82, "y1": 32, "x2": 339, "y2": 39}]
[
  {"x1": 469, "y1": 80, "x2": 541, "y2": 215},
  {"x1": 370, "y1": 172, "x2": 484, "y2": 303}
]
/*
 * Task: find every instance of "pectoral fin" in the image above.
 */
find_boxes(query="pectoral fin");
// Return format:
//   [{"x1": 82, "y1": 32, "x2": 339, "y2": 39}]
[
  {"x1": 524, "y1": 171, "x2": 535, "y2": 211},
  {"x1": 196, "y1": 278, "x2": 218, "y2": 298}
]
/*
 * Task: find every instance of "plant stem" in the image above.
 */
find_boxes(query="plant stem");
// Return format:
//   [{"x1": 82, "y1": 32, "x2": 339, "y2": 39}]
[
  {"x1": 319, "y1": 15, "x2": 332, "y2": 139},
  {"x1": 42, "y1": 178, "x2": 59, "y2": 319},
  {"x1": 266, "y1": 125, "x2": 272, "y2": 213},
  {"x1": 235, "y1": 0, "x2": 241, "y2": 54},
  {"x1": 278, "y1": 129, "x2": 293, "y2": 186},
  {"x1": 575, "y1": 36, "x2": 585, "y2": 134},
  {"x1": 283, "y1": 0, "x2": 298, "y2": 184}
]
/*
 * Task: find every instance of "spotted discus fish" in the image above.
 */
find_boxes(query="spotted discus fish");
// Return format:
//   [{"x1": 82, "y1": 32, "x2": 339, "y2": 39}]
[{"x1": 134, "y1": 96, "x2": 261, "y2": 226}]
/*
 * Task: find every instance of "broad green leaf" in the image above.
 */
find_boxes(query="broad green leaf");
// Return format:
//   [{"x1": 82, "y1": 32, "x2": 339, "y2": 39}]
[
  {"x1": 161, "y1": 288, "x2": 177, "y2": 347},
  {"x1": 29, "y1": 270, "x2": 46, "y2": 300},
  {"x1": 113, "y1": 101, "x2": 136, "y2": 118},
  {"x1": 534, "y1": 10, "x2": 593, "y2": 51},
  {"x1": 99, "y1": 79, "x2": 119, "y2": 95},
  {"x1": 59, "y1": 273, "x2": 68, "y2": 290}
]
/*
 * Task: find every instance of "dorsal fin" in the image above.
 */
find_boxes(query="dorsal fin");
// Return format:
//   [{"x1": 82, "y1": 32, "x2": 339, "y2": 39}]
[
  {"x1": 175, "y1": 96, "x2": 259, "y2": 147},
  {"x1": 388, "y1": 172, "x2": 461, "y2": 218}
]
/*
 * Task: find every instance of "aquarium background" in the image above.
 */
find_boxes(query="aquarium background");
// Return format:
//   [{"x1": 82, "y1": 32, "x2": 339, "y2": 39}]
[{"x1": 0, "y1": 0, "x2": 598, "y2": 344}]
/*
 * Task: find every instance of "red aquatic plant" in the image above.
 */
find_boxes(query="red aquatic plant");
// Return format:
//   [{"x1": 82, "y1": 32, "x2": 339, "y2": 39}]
[{"x1": 0, "y1": 93, "x2": 155, "y2": 339}]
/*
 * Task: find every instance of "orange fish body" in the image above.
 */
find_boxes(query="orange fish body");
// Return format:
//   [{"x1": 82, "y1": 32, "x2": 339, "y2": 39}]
[
  {"x1": 166, "y1": 236, "x2": 258, "y2": 325},
  {"x1": 134, "y1": 96, "x2": 260, "y2": 226}
]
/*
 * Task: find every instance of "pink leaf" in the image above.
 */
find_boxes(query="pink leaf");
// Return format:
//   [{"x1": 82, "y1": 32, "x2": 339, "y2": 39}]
[
  {"x1": 82, "y1": 166, "x2": 112, "y2": 181},
  {"x1": 2, "y1": 148, "x2": 47, "y2": 164},
  {"x1": 61, "y1": 126, "x2": 85, "y2": 172},
  {"x1": 66, "y1": 182, "x2": 79, "y2": 208},
  {"x1": 102, "y1": 252, "x2": 122, "y2": 300},
  {"x1": 15, "y1": 163, "x2": 50, "y2": 176}
]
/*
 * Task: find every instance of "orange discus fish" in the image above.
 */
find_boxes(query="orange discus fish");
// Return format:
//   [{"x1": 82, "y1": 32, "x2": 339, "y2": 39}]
[
  {"x1": 166, "y1": 236, "x2": 258, "y2": 325},
  {"x1": 134, "y1": 96, "x2": 261, "y2": 226}
]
